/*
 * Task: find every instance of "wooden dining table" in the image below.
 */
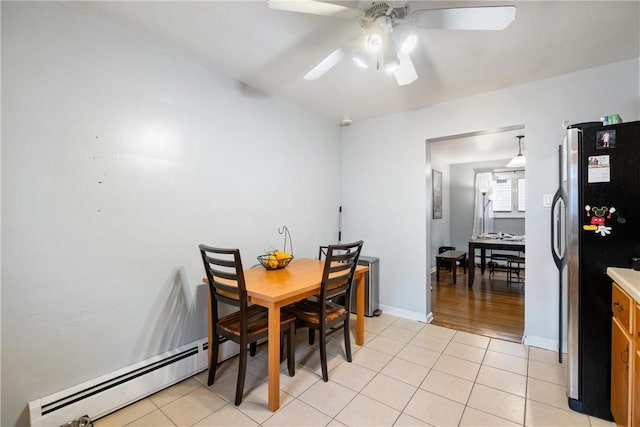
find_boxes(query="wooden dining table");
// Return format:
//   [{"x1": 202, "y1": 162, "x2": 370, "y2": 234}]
[
  {"x1": 467, "y1": 237, "x2": 525, "y2": 287},
  {"x1": 207, "y1": 258, "x2": 369, "y2": 411}
]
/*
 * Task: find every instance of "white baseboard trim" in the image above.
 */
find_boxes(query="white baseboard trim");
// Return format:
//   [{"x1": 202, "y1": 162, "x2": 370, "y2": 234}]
[
  {"x1": 28, "y1": 338, "x2": 239, "y2": 427},
  {"x1": 378, "y1": 304, "x2": 428, "y2": 323},
  {"x1": 523, "y1": 334, "x2": 559, "y2": 352},
  {"x1": 425, "y1": 311, "x2": 434, "y2": 324}
]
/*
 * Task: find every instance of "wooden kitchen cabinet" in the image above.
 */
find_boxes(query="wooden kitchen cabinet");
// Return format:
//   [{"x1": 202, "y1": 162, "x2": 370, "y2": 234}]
[
  {"x1": 633, "y1": 303, "x2": 640, "y2": 427},
  {"x1": 611, "y1": 316, "x2": 632, "y2": 426},
  {"x1": 611, "y1": 281, "x2": 637, "y2": 427},
  {"x1": 634, "y1": 349, "x2": 640, "y2": 427}
]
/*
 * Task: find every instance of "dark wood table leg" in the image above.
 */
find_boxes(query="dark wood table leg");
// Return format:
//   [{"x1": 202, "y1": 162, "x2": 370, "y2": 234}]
[
  {"x1": 480, "y1": 249, "x2": 486, "y2": 275},
  {"x1": 452, "y1": 260, "x2": 457, "y2": 284},
  {"x1": 436, "y1": 258, "x2": 440, "y2": 282},
  {"x1": 468, "y1": 242, "x2": 475, "y2": 288}
]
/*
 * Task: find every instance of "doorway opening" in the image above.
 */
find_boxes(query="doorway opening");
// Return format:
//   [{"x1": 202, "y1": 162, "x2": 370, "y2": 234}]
[{"x1": 427, "y1": 125, "x2": 526, "y2": 342}]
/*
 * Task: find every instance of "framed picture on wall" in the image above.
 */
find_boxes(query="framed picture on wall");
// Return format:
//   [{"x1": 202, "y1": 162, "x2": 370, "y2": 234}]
[{"x1": 432, "y1": 169, "x2": 442, "y2": 219}]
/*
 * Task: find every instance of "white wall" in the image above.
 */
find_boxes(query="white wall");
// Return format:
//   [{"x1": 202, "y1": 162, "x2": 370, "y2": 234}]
[
  {"x1": 341, "y1": 58, "x2": 639, "y2": 345},
  {"x1": 1, "y1": 3, "x2": 341, "y2": 426},
  {"x1": 340, "y1": 114, "x2": 431, "y2": 319}
]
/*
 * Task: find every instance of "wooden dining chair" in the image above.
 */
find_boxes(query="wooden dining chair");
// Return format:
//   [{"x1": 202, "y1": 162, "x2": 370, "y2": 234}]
[
  {"x1": 507, "y1": 254, "x2": 525, "y2": 285},
  {"x1": 199, "y1": 244, "x2": 296, "y2": 405},
  {"x1": 284, "y1": 240, "x2": 363, "y2": 382}
]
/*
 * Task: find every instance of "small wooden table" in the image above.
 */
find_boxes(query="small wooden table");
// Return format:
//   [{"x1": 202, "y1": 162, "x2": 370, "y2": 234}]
[
  {"x1": 435, "y1": 250, "x2": 467, "y2": 284},
  {"x1": 206, "y1": 258, "x2": 368, "y2": 411}
]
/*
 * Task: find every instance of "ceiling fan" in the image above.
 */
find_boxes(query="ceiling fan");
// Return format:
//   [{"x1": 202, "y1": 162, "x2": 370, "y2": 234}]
[{"x1": 267, "y1": 1, "x2": 516, "y2": 86}]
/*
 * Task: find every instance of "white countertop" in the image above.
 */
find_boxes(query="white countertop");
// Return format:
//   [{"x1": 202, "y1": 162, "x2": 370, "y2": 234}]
[{"x1": 607, "y1": 267, "x2": 640, "y2": 303}]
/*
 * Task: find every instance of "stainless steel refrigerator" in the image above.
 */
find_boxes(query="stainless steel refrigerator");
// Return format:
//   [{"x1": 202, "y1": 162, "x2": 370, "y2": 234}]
[{"x1": 551, "y1": 120, "x2": 640, "y2": 420}]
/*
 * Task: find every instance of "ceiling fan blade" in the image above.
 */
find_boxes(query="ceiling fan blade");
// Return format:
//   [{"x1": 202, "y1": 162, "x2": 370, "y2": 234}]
[
  {"x1": 393, "y1": 53, "x2": 417, "y2": 86},
  {"x1": 267, "y1": 0, "x2": 362, "y2": 19},
  {"x1": 304, "y1": 48, "x2": 345, "y2": 80},
  {"x1": 409, "y1": 6, "x2": 516, "y2": 30}
]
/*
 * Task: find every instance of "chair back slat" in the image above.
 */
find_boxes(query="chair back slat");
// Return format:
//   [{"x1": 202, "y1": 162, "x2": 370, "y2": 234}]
[
  {"x1": 199, "y1": 244, "x2": 248, "y2": 318},
  {"x1": 320, "y1": 241, "x2": 363, "y2": 309},
  {"x1": 204, "y1": 254, "x2": 238, "y2": 269},
  {"x1": 211, "y1": 269, "x2": 239, "y2": 283}
]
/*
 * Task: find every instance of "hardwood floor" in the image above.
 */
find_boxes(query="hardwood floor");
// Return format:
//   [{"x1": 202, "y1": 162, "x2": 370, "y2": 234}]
[{"x1": 430, "y1": 265, "x2": 524, "y2": 343}]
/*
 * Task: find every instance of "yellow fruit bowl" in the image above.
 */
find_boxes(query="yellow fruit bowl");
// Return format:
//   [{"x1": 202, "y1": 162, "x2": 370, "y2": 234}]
[{"x1": 257, "y1": 252, "x2": 293, "y2": 270}]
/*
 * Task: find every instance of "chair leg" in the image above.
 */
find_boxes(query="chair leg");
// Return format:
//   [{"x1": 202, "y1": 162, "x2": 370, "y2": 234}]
[
  {"x1": 287, "y1": 323, "x2": 295, "y2": 377},
  {"x1": 235, "y1": 340, "x2": 248, "y2": 406},
  {"x1": 279, "y1": 330, "x2": 287, "y2": 364},
  {"x1": 249, "y1": 342, "x2": 257, "y2": 357},
  {"x1": 343, "y1": 317, "x2": 352, "y2": 363},
  {"x1": 308, "y1": 328, "x2": 315, "y2": 345},
  {"x1": 280, "y1": 335, "x2": 284, "y2": 363},
  {"x1": 319, "y1": 327, "x2": 328, "y2": 382},
  {"x1": 207, "y1": 334, "x2": 219, "y2": 386}
]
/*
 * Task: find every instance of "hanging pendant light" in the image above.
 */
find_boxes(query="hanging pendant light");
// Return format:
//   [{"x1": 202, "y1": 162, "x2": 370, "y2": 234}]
[{"x1": 507, "y1": 135, "x2": 526, "y2": 168}]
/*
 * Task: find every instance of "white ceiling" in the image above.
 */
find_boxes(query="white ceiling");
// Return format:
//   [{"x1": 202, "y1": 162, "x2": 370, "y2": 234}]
[{"x1": 61, "y1": 0, "x2": 640, "y2": 128}]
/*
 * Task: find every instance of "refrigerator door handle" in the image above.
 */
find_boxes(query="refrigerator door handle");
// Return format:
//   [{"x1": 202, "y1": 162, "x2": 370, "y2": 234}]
[
  {"x1": 550, "y1": 188, "x2": 567, "y2": 268},
  {"x1": 551, "y1": 186, "x2": 567, "y2": 364}
]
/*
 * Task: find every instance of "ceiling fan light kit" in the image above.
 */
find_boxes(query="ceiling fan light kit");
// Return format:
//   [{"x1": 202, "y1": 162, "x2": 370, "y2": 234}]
[
  {"x1": 364, "y1": 32, "x2": 383, "y2": 53},
  {"x1": 268, "y1": 1, "x2": 516, "y2": 86}
]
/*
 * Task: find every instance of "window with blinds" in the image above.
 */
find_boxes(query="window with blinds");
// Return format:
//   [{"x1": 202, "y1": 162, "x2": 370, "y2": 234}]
[
  {"x1": 492, "y1": 179, "x2": 512, "y2": 212},
  {"x1": 491, "y1": 171, "x2": 525, "y2": 216}
]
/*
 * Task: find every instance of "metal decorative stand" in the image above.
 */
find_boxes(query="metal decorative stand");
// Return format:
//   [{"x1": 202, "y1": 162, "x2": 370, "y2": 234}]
[{"x1": 278, "y1": 225, "x2": 293, "y2": 255}]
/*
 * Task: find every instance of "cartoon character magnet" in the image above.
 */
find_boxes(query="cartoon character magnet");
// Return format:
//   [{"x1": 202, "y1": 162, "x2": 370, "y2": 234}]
[{"x1": 583, "y1": 205, "x2": 626, "y2": 236}]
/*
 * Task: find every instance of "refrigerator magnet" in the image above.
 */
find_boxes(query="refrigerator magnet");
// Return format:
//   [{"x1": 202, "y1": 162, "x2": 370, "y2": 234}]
[
  {"x1": 587, "y1": 155, "x2": 610, "y2": 183},
  {"x1": 583, "y1": 205, "x2": 619, "y2": 236},
  {"x1": 596, "y1": 129, "x2": 616, "y2": 149}
]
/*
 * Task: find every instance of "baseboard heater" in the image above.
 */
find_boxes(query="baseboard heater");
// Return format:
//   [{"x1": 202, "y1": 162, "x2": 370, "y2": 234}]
[{"x1": 28, "y1": 338, "x2": 238, "y2": 427}]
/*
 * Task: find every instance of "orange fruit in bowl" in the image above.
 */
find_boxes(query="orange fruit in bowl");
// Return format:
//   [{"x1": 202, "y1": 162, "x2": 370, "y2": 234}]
[
  {"x1": 274, "y1": 250, "x2": 291, "y2": 261},
  {"x1": 267, "y1": 254, "x2": 278, "y2": 269}
]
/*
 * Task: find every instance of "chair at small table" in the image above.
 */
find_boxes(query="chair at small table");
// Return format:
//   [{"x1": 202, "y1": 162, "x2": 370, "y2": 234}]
[
  {"x1": 199, "y1": 244, "x2": 296, "y2": 405},
  {"x1": 488, "y1": 252, "x2": 511, "y2": 277},
  {"x1": 507, "y1": 254, "x2": 526, "y2": 285},
  {"x1": 284, "y1": 240, "x2": 364, "y2": 382}
]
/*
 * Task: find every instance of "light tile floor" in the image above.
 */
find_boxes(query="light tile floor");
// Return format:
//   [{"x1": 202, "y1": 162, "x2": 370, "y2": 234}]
[{"x1": 94, "y1": 314, "x2": 615, "y2": 427}]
